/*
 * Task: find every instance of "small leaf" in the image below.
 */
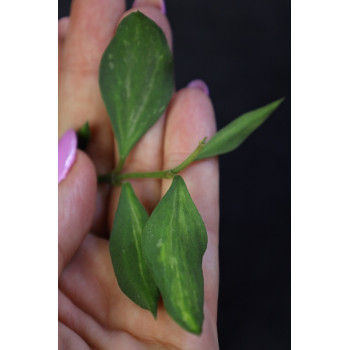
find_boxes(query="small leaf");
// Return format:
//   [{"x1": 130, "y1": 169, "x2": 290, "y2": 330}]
[
  {"x1": 196, "y1": 98, "x2": 284, "y2": 160},
  {"x1": 109, "y1": 182, "x2": 159, "y2": 317},
  {"x1": 142, "y1": 176, "x2": 207, "y2": 334},
  {"x1": 99, "y1": 11, "x2": 174, "y2": 161},
  {"x1": 77, "y1": 122, "x2": 90, "y2": 151}
]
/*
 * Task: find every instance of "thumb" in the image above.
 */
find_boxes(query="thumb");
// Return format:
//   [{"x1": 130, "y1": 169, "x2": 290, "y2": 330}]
[{"x1": 58, "y1": 130, "x2": 97, "y2": 277}]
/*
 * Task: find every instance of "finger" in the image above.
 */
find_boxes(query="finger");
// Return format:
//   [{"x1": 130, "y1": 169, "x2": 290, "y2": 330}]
[
  {"x1": 161, "y1": 82, "x2": 220, "y2": 319},
  {"x1": 58, "y1": 322, "x2": 90, "y2": 350},
  {"x1": 59, "y1": 290, "x2": 149, "y2": 349},
  {"x1": 59, "y1": 0, "x2": 126, "y2": 236},
  {"x1": 59, "y1": 0, "x2": 126, "y2": 173},
  {"x1": 59, "y1": 290, "x2": 111, "y2": 349},
  {"x1": 58, "y1": 17, "x2": 70, "y2": 82},
  {"x1": 58, "y1": 150, "x2": 97, "y2": 277},
  {"x1": 109, "y1": 2, "x2": 173, "y2": 226},
  {"x1": 58, "y1": 16, "x2": 70, "y2": 42}
]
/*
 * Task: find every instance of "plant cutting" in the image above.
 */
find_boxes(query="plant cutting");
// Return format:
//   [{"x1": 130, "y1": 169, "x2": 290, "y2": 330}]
[{"x1": 96, "y1": 11, "x2": 283, "y2": 335}]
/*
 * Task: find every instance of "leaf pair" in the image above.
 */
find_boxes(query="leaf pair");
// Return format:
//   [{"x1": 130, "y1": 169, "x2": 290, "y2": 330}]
[
  {"x1": 110, "y1": 176, "x2": 207, "y2": 334},
  {"x1": 102, "y1": 11, "x2": 206, "y2": 334}
]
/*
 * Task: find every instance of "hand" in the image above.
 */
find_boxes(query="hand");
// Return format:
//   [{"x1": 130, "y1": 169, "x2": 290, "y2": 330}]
[{"x1": 58, "y1": 1, "x2": 219, "y2": 349}]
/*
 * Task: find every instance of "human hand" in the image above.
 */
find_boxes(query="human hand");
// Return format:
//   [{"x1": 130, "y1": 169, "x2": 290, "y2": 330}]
[{"x1": 58, "y1": 1, "x2": 219, "y2": 349}]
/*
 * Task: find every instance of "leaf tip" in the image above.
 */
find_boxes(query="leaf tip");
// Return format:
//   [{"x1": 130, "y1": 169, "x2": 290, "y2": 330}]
[
  {"x1": 151, "y1": 306, "x2": 158, "y2": 319},
  {"x1": 273, "y1": 96, "x2": 285, "y2": 108},
  {"x1": 191, "y1": 325, "x2": 202, "y2": 335},
  {"x1": 177, "y1": 316, "x2": 203, "y2": 335}
]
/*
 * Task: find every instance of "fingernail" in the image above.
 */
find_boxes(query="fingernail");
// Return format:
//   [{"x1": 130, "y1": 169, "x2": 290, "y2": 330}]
[
  {"x1": 132, "y1": 0, "x2": 166, "y2": 15},
  {"x1": 58, "y1": 129, "x2": 77, "y2": 184},
  {"x1": 187, "y1": 79, "x2": 210, "y2": 96}
]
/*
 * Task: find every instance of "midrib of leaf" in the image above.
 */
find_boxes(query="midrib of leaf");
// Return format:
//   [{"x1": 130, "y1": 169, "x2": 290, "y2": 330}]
[
  {"x1": 178, "y1": 190, "x2": 198, "y2": 325},
  {"x1": 129, "y1": 203, "x2": 148, "y2": 289},
  {"x1": 230, "y1": 111, "x2": 268, "y2": 137},
  {"x1": 168, "y1": 187, "x2": 197, "y2": 328},
  {"x1": 171, "y1": 189, "x2": 185, "y2": 312},
  {"x1": 126, "y1": 56, "x2": 163, "y2": 140}
]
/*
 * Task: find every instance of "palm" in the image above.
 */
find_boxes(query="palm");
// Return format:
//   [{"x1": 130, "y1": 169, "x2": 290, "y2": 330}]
[{"x1": 58, "y1": 1, "x2": 219, "y2": 349}]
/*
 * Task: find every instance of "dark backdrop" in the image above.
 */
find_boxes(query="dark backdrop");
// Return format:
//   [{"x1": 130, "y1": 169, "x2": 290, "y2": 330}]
[{"x1": 59, "y1": 1, "x2": 291, "y2": 349}]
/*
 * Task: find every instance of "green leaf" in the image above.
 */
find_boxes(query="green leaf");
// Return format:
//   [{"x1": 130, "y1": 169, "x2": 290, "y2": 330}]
[
  {"x1": 77, "y1": 121, "x2": 90, "y2": 151},
  {"x1": 109, "y1": 182, "x2": 159, "y2": 317},
  {"x1": 196, "y1": 98, "x2": 284, "y2": 160},
  {"x1": 99, "y1": 11, "x2": 174, "y2": 161},
  {"x1": 142, "y1": 176, "x2": 207, "y2": 334}
]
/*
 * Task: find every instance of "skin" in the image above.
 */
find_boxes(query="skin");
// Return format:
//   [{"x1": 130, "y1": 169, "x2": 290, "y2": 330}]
[{"x1": 58, "y1": 0, "x2": 219, "y2": 349}]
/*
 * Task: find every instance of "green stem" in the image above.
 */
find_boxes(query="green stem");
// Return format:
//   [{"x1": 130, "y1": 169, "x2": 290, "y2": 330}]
[
  {"x1": 98, "y1": 138, "x2": 206, "y2": 186},
  {"x1": 97, "y1": 172, "x2": 115, "y2": 185},
  {"x1": 171, "y1": 137, "x2": 207, "y2": 173}
]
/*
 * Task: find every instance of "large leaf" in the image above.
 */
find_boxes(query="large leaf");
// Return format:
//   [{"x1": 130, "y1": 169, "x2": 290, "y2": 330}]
[
  {"x1": 109, "y1": 182, "x2": 159, "y2": 317},
  {"x1": 196, "y1": 98, "x2": 284, "y2": 160},
  {"x1": 142, "y1": 176, "x2": 207, "y2": 334},
  {"x1": 99, "y1": 11, "x2": 174, "y2": 161}
]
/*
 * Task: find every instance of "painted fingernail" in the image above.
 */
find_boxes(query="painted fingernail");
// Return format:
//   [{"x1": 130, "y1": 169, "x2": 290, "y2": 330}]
[
  {"x1": 58, "y1": 129, "x2": 77, "y2": 184},
  {"x1": 132, "y1": 0, "x2": 166, "y2": 15},
  {"x1": 187, "y1": 79, "x2": 210, "y2": 96}
]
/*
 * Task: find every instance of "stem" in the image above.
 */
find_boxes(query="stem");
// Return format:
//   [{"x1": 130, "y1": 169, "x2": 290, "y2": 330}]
[
  {"x1": 98, "y1": 172, "x2": 116, "y2": 185},
  {"x1": 170, "y1": 137, "x2": 207, "y2": 173},
  {"x1": 98, "y1": 138, "x2": 206, "y2": 185}
]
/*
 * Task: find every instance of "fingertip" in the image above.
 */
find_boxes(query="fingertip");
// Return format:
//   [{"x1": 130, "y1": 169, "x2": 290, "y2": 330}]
[
  {"x1": 187, "y1": 79, "x2": 210, "y2": 96},
  {"x1": 132, "y1": 0, "x2": 166, "y2": 15},
  {"x1": 58, "y1": 129, "x2": 77, "y2": 184}
]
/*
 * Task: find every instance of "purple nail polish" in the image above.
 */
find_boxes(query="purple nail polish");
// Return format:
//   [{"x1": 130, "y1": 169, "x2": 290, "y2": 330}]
[
  {"x1": 160, "y1": 0, "x2": 166, "y2": 15},
  {"x1": 58, "y1": 129, "x2": 77, "y2": 184},
  {"x1": 187, "y1": 79, "x2": 210, "y2": 96}
]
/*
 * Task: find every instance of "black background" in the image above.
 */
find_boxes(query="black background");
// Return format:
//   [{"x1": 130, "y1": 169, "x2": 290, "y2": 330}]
[{"x1": 59, "y1": 0, "x2": 291, "y2": 349}]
